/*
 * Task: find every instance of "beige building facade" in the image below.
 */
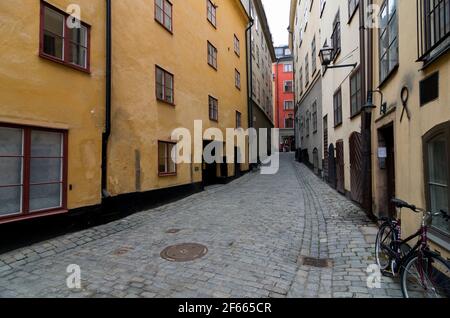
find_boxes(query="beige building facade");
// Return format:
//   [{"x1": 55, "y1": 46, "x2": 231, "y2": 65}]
[{"x1": 370, "y1": 0, "x2": 450, "y2": 256}]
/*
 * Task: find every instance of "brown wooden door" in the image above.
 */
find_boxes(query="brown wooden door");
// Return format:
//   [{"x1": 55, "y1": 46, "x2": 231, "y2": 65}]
[
  {"x1": 336, "y1": 140, "x2": 345, "y2": 194},
  {"x1": 350, "y1": 132, "x2": 364, "y2": 204},
  {"x1": 328, "y1": 143, "x2": 337, "y2": 188}
]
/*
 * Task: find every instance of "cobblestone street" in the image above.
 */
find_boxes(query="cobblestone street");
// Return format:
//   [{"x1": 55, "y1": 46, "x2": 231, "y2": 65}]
[{"x1": 0, "y1": 154, "x2": 401, "y2": 298}]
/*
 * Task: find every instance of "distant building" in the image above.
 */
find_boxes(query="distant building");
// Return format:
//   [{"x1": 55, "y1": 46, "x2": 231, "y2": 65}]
[{"x1": 273, "y1": 46, "x2": 295, "y2": 151}]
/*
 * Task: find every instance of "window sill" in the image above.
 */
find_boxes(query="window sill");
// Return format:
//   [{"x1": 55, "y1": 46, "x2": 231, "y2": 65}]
[
  {"x1": 155, "y1": 19, "x2": 173, "y2": 35},
  {"x1": 207, "y1": 19, "x2": 217, "y2": 29},
  {"x1": 419, "y1": 45, "x2": 450, "y2": 70},
  {"x1": 428, "y1": 229, "x2": 450, "y2": 253},
  {"x1": 350, "y1": 110, "x2": 362, "y2": 120},
  {"x1": 334, "y1": 123, "x2": 343, "y2": 129},
  {"x1": 159, "y1": 172, "x2": 177, "y2": 177},
  {"x1": 156, "y1": 98, "x2": 176, "y2": 107},
  {"x1": 347, "y1": 6, "x2": 359, "y2": 25},
  {"x1": 208, "y1": 64, "x2": 218, "y2": 71},
  {"x1": 0, "y1": 209, "x2": 68, "y2": 225},
  {"x1": 39, "y1": 52, "x2": 91, "y2": 74}
]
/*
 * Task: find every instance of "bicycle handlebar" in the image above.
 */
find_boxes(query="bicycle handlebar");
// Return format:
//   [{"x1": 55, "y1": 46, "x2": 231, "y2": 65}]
[{"x1": 391, "y1": 198, "x2": 417, "y2": 212}]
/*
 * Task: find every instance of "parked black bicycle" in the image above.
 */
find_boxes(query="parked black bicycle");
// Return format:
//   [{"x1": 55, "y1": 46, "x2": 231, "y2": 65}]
[{"x1": 375, "y1": 198, "x2": 450, "y2": 298}]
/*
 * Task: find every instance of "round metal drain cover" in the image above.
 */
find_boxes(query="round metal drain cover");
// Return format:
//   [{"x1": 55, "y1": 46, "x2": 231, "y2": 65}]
[{"x1": 160, "y1": 243, "x2": 208, "y2": 262}]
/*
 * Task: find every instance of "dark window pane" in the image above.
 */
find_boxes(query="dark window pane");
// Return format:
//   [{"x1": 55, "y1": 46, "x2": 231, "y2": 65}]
[{"x1": 29, "y1": 183, "x2": 62, "y2": 212}]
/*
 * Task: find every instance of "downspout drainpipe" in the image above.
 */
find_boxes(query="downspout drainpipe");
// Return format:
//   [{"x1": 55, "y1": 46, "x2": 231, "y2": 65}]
[
  {"x1": 102, "y1": 0, "x2": 112, "y2": 199},
  {"x1": 360, "y1": 0, "x2": 374, "y2": 217},
  {"x1": 245, "y1": 19, "x2": 254, "y2": 129}
]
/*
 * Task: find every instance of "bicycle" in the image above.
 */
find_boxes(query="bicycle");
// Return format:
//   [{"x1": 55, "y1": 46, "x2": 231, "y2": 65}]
[{"x1": 375, "y1": 198, "x2": 450, "y2": 298}]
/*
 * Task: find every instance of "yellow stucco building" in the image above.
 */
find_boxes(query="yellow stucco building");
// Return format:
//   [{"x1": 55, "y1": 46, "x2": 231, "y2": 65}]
[
  {"x1": 0, "y1": 0, "x2": 105, "y2": 224},
  {"x1": 369, "y1": 0, "x2": 449, "y2": 257},
  {"x1": 0, "y1": 0, "x2": 250, "y2": 224}
]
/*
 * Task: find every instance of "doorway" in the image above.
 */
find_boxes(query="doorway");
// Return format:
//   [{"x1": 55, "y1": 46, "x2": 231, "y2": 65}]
[
  {"x1": 202, "y1": 140, "x2": 218, "y2": 186},
  {"x1": 377, "y1": 124, "x2": 396, "y2": 218},
  {"x1": 350, "y1": 132, "x2": 364, "y2": 205},
  {"x1": 336, "y1": 140, "x2": 345, "y2": 194}
]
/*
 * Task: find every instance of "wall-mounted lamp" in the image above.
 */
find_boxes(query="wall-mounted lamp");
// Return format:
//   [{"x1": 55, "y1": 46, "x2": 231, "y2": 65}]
[
  {"x1": 319, "y1": 44, "x2": 357, "y2": 70},
  {"x1": 362, "y1": 90, "x2": 387, "y2": 115}
]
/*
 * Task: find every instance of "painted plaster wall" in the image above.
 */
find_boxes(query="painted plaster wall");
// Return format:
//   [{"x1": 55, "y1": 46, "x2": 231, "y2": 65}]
[
  {"x1": 320, "y1": 0, "x2": 362, "y2": 193},
  {"x1": 0, "y1": 0, "x2": 105, "y2": 210},
  {"x1": 370, "y1": 0, "x2": 450, "y2": 255},
  {"x1": 108, "y1": 0, "x2": 249, "y2": 196}
]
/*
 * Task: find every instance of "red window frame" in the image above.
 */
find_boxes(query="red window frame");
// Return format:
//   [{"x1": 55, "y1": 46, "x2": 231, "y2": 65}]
[
  {"x1": 0, "y1": 123, "x2": 68, "y2": 225},
  {"x1": 154, "y1": 0, "x2": 173, "y2": 33},
  {"x1": 209, "y1": 96, "x2": 219, "y2": 122},
  {"x1": 158, "y1": 141, "x2": 177, "y2": 177},
  {"x1": 39, "y1": 1, "x2": 91, "y2": 73},
  {"x1": 155, "y1": 65, "x2": 175, "y2": 105}
]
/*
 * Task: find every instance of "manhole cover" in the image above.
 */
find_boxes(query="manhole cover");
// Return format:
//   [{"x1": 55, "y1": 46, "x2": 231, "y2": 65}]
[
  {"x1": 299, "y1": 256, "x2": 333, "y2": 268},
  {"x1": 166, "y1": 229, "x2": 181, "y2": 234},
  {"x1": 160, "y1": 243, "x2": 208, "y2": 262}
]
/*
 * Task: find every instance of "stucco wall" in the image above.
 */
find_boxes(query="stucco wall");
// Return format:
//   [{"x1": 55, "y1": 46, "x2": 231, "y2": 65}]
[
  {"x1": 370, "y1": 0, "x2": 450, "y2": 255},
  {"x1": 0, "y1": 0, "x2": 105, "y2": 210},
  {"x1": 108, "y1": 0, "x2": 249, "y2": 196}
]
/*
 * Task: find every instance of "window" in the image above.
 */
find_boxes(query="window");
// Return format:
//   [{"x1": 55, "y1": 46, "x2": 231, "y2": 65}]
[
  {"x1": 333, "y1": 88, "x2": 343, "y2": 127},
  {"x1": 311, "y1": 36, "x2": 317, "y2": 74},
  {"x1": 284, "y1": 101, "x2": 294, "y2": 110},
  {"x1": 424, "y1": 122, "x2": 450, "y2": 237},
  {"x1": 379, "y1": 0, "x2": 398, "y2": 83},
  {"x1": 158, "y1": 141, "x2": 176, "y2": 176},
  {"x1": 209, "y1": 96, "x2": 218, "y2": 121},
  {"x1": 299, "y1": 67, "x2": 303, "y2": 94},
  {"x1": 40, "y1": 3, "x2": 90, "y2": 71},
  {"x1": 331, "y1": 11, "x2": 341, "y2": 60},
  {"x1": 207, "y1": 0, "x2": 217, "y2": 27},
  {"x1": 417, "y1": 0, "x2": 450, "y2": 62},
  {"x1": 155, "y1": 0, "x2": 173, "y2": 32},
  {"x1": 234, "y1": 35, "x2": 240, "y2": 56},
  {"x1": 350, "y1": 67, "x2": 362, "y2": 116},
  {"x1": 236, "y1": 111, "x2": 242, "y2": 128},
  {"x1": 285, "y1": 116, "x2": 294, "y2": 129},
  {"x1": 207, "y1": 41, "x2": 218, "y2": 69},
  {"x1": 284, "y1": 63, "x2": 293, "y2": 72},
  {"x1": 155, "y1": 66, "x2": 174, "y2": 104},
  {"x1": 306, "y1": 111, "x2": 310, "y2": 136},
  {"x1": 305, "y1": 54, "x2": 310, "y2": 85},
  {"x1": 312, "y1": 102, "x2": 318, "y2": 133},
  {"x1": 284, "y1": 80, "x2": 293, "y2": 93},
  {"x1": 235, "y1": 69, "x2": 241, "y2": 90},
  {"x1": 0, "y1": 125, "x2": 67, "y2": 221},
  {"x1": 348, "y1": 0, "x2": 360, "y2": 20}
]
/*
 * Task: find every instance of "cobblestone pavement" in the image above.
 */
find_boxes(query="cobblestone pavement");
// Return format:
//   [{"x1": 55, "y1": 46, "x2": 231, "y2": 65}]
[{"x1": 0, "y1": 154, "x2": 402, "y2": 298}]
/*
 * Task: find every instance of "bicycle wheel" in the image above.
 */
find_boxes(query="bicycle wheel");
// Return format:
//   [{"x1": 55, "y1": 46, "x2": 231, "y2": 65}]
[
  {"x1": 375, "y1": 222, "x2": 395, "y2": 271},
  {"x1": 401, "y1": 253, "x2": 450, "y2": 298}
]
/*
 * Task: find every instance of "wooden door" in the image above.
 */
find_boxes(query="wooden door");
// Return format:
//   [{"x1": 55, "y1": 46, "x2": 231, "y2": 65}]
[
  {"x1": 350, "y1": 132, "x2": 364, "y2": 204},
  {"x1": 336, "y1": 140, "x2": 345, "y2": 194}
]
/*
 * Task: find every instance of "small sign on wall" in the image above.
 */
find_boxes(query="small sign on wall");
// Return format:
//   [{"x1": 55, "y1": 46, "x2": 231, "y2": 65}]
[{"x1": 378, "y1": 147, "x2": 387, "y2": 159}]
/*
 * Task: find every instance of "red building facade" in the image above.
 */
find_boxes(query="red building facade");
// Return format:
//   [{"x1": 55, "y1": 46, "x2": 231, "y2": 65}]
[{"x1": 273, "y1": 46, "x2": 295, "y2": 151}]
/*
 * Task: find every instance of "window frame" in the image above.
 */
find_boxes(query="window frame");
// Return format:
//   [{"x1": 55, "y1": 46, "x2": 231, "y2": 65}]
[
  {"x1": 348, "y1": 0, "x2": 360, "y2": 22},
  {"x1": 284, "y1": 80, "x2": 294, "y2": 93},
  {"x1": 209, "y1": 95, "x2": 219, "y2": 122},
  {"x1": 333, "y1": 87, "x2": 343, "y2": 127},
  {"x1": 158, "y1": 140, "x2": 177, "y2": 177},
  {"x1": 350, "y1": 66, "x2": 362, "y2": 117},
  {"x1": 234, "y1": 34, "x2": 240, "y2": 57},
  {"x1": 0, "y1": 122, "x2": 68, "y2": 224},
  {"x1": 207, "y1": 0, "x2": 217, "y2": 28},
  {"x1": 39, "y1": 1, "x2": 91, "y2": 73},
  {"x1": 236, "y1": 111, "x2": 242, "y2": 128},
  {"x1": 284, "y1": 100, "x2": 294, "y2": 110},
  {"x1": 423, "y1": 121, "x2": 450, "y2": 241},
  {"x1": 207, "y1": 41, "x2": 218, "y2": 70},
  {"x1": 154, "y1": 0, "x2": 173, "y2": 33},
  {"x1": 235, "y1": 69, "x2": 241, "y2": 90},
  {"x1": 378, "y1": 0, "x2": 399, "y2": 85},
  {"x1": 155, "y1": 65, "x2": 175, "y2": 106}
]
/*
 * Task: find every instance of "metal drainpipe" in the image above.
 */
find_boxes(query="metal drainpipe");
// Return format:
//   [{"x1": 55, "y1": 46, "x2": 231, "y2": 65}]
[
  {"x1": 246, "y1": 19, "x2": 254, "y2": 129},
  {"x1": 102, "y1": 0, "x2": 112, "y2": 199},
  {"x1": 360, "y1": 0, "x2": 374, "y2": 217}
]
